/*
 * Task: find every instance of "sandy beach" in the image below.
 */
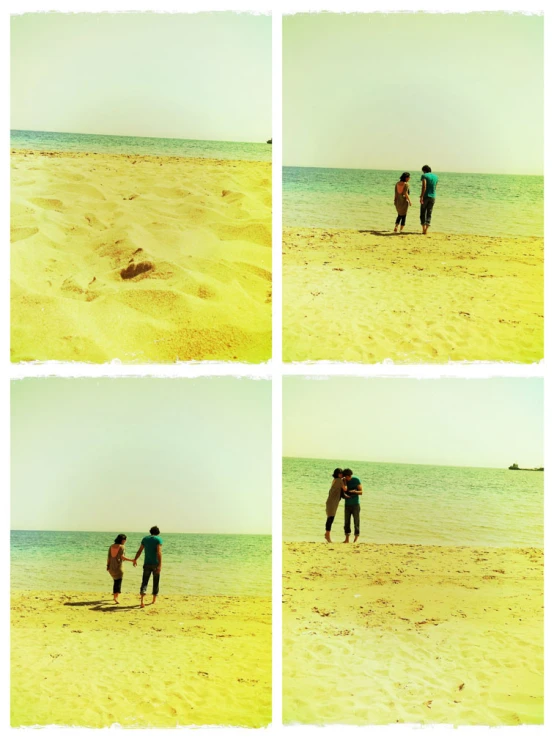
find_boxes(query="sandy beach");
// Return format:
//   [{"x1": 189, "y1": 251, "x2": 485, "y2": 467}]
[
  {"x1": 283, "y1": 542, "x2": 543, "y2": 725},
  {"x1": 283, "y1": 228, "x2": 543, "y2": 363},
  {"x1": 11, "y1": 591, "x2": 271, "y2": 727},
  {"x1": 11, "y1": 150, "x2": 271, "y2": 362}
]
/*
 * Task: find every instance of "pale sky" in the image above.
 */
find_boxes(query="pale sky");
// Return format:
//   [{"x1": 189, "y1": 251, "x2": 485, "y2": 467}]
[
  {"x1": 283, "y1": 378, "x2": 543, "y2": 469},
  {"x1": 11, "y1": 378, "x2": 271, "y2": 534},
  {"x1": 11, "y1": 12, "x2": 271, "y2": 142},
  {"x1": 284, "y1": 12, "x2": 544, "y2": 174}
]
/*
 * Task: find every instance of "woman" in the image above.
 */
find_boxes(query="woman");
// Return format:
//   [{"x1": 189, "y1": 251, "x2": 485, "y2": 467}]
[
  {"x1": 325, "y1": 468, "x2": 347, "y2": 543},
  {"x1": 393, "y1": 172, "x2": 412, "y2": 232},
  {"x1": 106, "y1": 534, "x2": 135, "y2": 603}
]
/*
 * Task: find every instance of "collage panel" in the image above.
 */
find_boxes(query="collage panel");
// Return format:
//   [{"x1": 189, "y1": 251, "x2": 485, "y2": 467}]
[
  {"x1": 283, "y1": 12, "x2": 543, "y2": 363},
  {"x1": 283, "y1": 376, "x2": 543, "y2": 725},
  {"x1": 11, "y1": 12, "x2": 272, "y2": 363},
  {"x1": 11, "y1": 376, "x2": 271, "y2": 728}
]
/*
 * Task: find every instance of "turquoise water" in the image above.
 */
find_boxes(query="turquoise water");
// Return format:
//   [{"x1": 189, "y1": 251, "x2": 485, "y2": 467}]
[
  {"x1": 10, "y1": 130, "x2": 272, "y2": 163},
  {"x1": 283, "y1": 167, "x2": 543, "y2": 238},
  {"x1": 11, "y1": 531, "x2": 271, "y2": 596},
  {"x1": 283, "y1": 457, "x2": 543, "y2": 547}
]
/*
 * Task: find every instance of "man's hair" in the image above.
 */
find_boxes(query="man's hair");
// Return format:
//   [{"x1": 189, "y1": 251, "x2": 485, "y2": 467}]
[
  {"x1": 400, "y1": 172, "x2": 410, "y2": 182},
  {"x1": 422, "y1": 165, "x2": 432, "y2": 173},
  {"x1": 332, "y1": 467, "x2": 343, "y2": 478},
  {"x1": 114, "y1": 534, "x2": 127, "y2": 544},
  {"x1": 150, "y1": 526, "x2": 160, "y2": 536},
  {"x1": 343, "y1": 468, "x2": 353, "y2": 477}
]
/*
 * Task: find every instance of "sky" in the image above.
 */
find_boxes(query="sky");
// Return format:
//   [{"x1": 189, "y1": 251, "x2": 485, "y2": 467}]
[
  {"x1": 11, "y1": 12, "x2": 271, "y2": 142},
  {"x1": 283, "y1": 377, "x2": 544, "y2": 469},
  {"x1": 11, "y1": 378, "x2": 271, "y2": 534},
  {"x1": 284, "y1": 12, "x2": 544, "y2": 174}
]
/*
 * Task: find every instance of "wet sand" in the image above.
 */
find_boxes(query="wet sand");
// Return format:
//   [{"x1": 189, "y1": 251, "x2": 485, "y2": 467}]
[
  {"x1": 11, "y1": 150, "x2": 271, "y2": 363},
  {"x1": 283, "y1": 542, "x2": 543, "y2": 725},
  {"x1": 283, "y1": 228, "x2": 543, "y2": 363},
  {"x1": 11, "y1": 591, "x2": 271, "y2": 727}
]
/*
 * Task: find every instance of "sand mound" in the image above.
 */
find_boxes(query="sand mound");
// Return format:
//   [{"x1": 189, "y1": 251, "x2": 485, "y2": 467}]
[{"x1": 11, "y1": 150, "x2": 272, "y2": 362}]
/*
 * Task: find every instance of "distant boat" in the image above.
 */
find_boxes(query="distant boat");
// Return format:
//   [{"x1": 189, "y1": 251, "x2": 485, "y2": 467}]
[
  {"x1": 266, "y1": 138, "x2": 272, "y2": 144},
  {"x1": 508, "y1": 463, "x2": 544, "y2": 471}
]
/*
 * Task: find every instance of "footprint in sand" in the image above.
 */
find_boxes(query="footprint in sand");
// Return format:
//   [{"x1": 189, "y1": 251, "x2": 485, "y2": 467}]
[
  {"x1": 30, "y1": 197, "x2": 64, "y2": 211},
  {"x1": 10, "y1": 226, "x2": 39, "y2": 243}
]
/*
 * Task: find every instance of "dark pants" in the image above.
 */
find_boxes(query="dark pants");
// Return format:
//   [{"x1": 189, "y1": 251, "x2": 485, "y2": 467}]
[
  {"x1": 325, "y1": 515, "x2": 335, "y2": 532},
  {"x1": 113, "y1": 578, "x2": 122, "y2": 594},
  {"x1": 344, "y1": 504, "x2": 360, "y2": 536},
  {"x1": 395, "y1": 213, "x2": 406, "y2": 227},
  {"x1": 420, "y1": 196, "x2": 435, "y2": 226},
  {"x1": 141, "y1": 565, "x2": 160, "y2": 596}
]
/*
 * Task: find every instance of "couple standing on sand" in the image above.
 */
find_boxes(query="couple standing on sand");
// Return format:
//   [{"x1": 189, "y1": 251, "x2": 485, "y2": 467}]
[
  {"x1": 106, "y1": 526, "x2": 163, "y2": 608},
  {"x1": 325, "y1": 468, "x2": 363, "y2": 543},
  {"x1": 394, "y1": 165, "x2": 439, "y2": 234}
]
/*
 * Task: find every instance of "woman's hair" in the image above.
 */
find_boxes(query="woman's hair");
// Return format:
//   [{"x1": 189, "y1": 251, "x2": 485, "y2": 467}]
[
  {"x1": 400, "y1": 172, "x2": 410, "y2": 182},
  {"x1": 332, "y1": 468, "x2": 343, "y2": 478},
  {"x1": 114, "y1": 534, "x2": 127, "y2": 544}
]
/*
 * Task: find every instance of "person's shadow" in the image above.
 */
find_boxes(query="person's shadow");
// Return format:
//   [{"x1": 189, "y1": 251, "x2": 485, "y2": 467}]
[
  {"x1": 358, "y1": 229, "x2": 402, "y2": 237},
  {"x1": 64, "y1": 599, "x2": 141, "y2": 611}
]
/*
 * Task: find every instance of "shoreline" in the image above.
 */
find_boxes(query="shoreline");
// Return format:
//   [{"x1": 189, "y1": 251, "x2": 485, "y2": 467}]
[
  {"x1": 11, "y1": 147, "x2": 272, "y2": 168},
  {"x1": 11, "y1": 590, "x2": 271, "y2": 727},
  {"x1": 283, "y1": 542, "x2": 543, "y2": 725},
  {"x1": 283, "y1": 227, "x2": 543, "y2": 363},
  {"x1": 11, "y1": 149, "x2": 272, "y2": 363}
]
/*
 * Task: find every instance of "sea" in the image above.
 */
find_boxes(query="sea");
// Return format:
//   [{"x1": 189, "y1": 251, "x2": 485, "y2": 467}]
[
  {"x1": 283, "y1": 166, "x2": 543, "y2": 238},
  {"x1": 10, "y1": 129, "x2": 272, "y2": 163},
  {"x1": 283, "y1": 457, "x2": 543, "y2": 548},
  {"x1": 11, "y1": 531, "x2": 271, "y2": 597}
]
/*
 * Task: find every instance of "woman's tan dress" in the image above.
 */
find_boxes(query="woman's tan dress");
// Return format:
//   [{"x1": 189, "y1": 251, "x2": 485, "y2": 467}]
[
  {"x1": 394, "y1": 182, "x2": 410, "y2": 216},
  {"x1": 326, "y1": 478, "x2": 345, "y2": 517},
  {"x1": 107, "y1": 544, "x2": 125, "y2": 580}
]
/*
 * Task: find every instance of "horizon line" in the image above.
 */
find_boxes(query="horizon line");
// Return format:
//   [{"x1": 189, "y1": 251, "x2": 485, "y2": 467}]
[
  {"x1": 283, "y1": 455, "x2": 543, "y2": 471},
  {"x1": 10, "y1": 528, "x2": 271, "y2": 536},
  {"x1": 283, "y1": 163, "x2": 543, "y2": 178},
  {"x1": 10, "y1": 128, "x2": 270, "y2": 147}
]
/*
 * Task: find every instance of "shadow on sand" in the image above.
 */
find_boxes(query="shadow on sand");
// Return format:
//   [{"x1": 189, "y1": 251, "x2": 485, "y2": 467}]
[
  {"x1": 64, "y1": 599, "x2": 142, "y2": 611},
  {"x1": 358, "y1": 229, "x2": 417, "y2": 237}
]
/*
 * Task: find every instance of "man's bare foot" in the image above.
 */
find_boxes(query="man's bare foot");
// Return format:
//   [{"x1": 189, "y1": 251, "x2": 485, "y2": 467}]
[
  {"x1": 353, "y1": 536, "x2": 359, "y2": 543},
  {"x1": 343, "y1": 537, "x2": 350, "y2": 544},
  {"x1": 152, "y1": 596, "x2": 157, "y2": 605},
  {"x1": 393, "y1": 226, "x2": 398, "y2": 232},
  {"x1": 325, "y1": 531, "x2": 331, "y2": 543}
]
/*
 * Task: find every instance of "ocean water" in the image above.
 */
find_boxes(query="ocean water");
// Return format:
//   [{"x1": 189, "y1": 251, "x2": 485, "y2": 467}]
[
  {"x1": 283, "y1": 457, "x2": 543, "y2": 547},
  {"x1": 10, "y1": 129, "x2": 272, "y2": 163},
  {"x1": 283, "y1": 167, "x2": 543, "y2": 238},
  {"x1": 11, "y1": 531, "x2": 271, "y2": 597}
]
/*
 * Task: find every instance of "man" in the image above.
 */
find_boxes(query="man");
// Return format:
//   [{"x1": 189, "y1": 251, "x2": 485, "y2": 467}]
[
  {"x1": 420, "y1": 165, "x2": 439, "y2": 235},
  {"x1": 342, "y1": 469, "x2": 363, "y2": 543},
  {"x1": 134, "y1": 526, "x2": 163, "y2": 608}
]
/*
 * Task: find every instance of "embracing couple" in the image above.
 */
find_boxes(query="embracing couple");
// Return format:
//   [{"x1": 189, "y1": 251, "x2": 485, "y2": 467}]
[
  {"x1": 106, "y1": 525, "x2": 163, "y2": 608},
  {"x1": 325, "y1": 468, "x2": 363, "y2": 544}
]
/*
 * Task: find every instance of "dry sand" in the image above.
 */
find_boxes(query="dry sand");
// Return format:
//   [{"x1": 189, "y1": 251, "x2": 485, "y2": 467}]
[
  {"x1": 283, "y1": 542, "x2": 543, "y2": 725},
  {"x1": 11, "y1": 150, "x2": 271, "y2": 362},
  {"x1": 11, "y1": 591, "x2": 271, "y2": 727},
  {"x1": 283, "y1": 228, "x2": 543, "y2": 363}
]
